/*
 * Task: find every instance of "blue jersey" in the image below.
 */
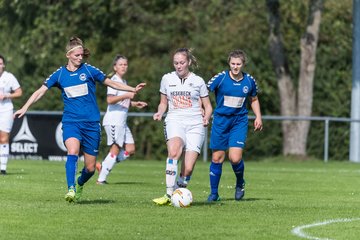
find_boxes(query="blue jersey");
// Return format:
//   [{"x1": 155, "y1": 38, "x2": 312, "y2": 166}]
[
  {"x1": 207, "y1": 70, "x2": 258, "y2": 116},
  {"x1": 44, "y1": 63, "x2": 106, "y2": 122}
]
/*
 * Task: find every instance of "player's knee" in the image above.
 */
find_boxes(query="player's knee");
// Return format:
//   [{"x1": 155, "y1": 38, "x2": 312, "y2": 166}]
[
  {"x1": 212, "y1": 154, "x2": 225, "y2": 163},
  {"x1": 67, "y1": 150, "x2": 79, "y2": 155},
  {"x1": 211, "y1": 159, "x2": 222, "y2": 164},
  {"x1": 229, "y1": 158, "x2": 242, "y2": 165},
  {"x1": 168, "y1": 153, "x2": 177, "y2": 159},
  {"x1": 229, "y1": 153, "x2": 242, "y2": 164},
  {"x1": 86, "y1": 166, "x2": 96, "y2": 173},
  {"x1": 84, "y1": 161, "x2": 96, "y2": 172},
  {"x1": 167, "y1": 148, "x2": 181, "y2": 159},
  {"x1": 0, "y1": 135, "x2": 9, "y2": 144}
]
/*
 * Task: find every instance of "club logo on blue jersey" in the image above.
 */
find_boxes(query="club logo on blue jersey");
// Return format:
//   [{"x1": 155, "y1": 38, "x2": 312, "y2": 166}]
[
  {"x1": 79, "y1": 73, "x2": 87, "y2": 81},
  {"x1": 243, "y1": 86, "x2": 249, "y2": 94}
]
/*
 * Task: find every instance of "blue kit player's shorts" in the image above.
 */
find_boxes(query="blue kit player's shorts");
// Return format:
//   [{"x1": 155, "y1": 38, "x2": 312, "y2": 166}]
[
  {"x1": 62, "y1": 121, "x2": 101, "y2": 156},
  {"x1": 210, "y1": 113, "x2": 248, "y2": 150}
]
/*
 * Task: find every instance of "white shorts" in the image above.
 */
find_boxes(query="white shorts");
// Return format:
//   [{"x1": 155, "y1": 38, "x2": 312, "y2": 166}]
[
  {"x1": 104, "y1": 125, "x2": 134, "y2": 147},
  {"x1": 164, "y1": 119, "x2": 205, "y2": 153},
  {"x1": 0, "y1": 110, "x2": 14, "y2": 133}
]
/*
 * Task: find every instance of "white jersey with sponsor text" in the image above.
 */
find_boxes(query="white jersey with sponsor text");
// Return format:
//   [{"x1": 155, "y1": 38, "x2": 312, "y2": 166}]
[{"x1": 160, "y1": 71, "x2": 208, "y2": 124}]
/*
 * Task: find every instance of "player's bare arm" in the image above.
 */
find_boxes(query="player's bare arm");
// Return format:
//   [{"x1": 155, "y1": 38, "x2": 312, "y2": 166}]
[
  {"x1": 250, "y1": 96, "x2": 263, "y2": 131},
  {"x1": 0, "y1": 87, "x2": 22, "y2": 100},
  {"x1": 103, "y1": 78, "x2": 146, "y2": 93},
  {"x1": 13, "y1": 85, "x2": 48, "y2": 119},
  {"x1": 201, "y1": 96, "x2": 213, "y2": 126},
  {"x1": 131, "y1": 101, "x2": 148, "y2": 109},
  {"x1": 153, "y1": 94, "x2": 168, "y2": 121},
  {"x1": 135, "y1": 83, "x2": 146, "y2": 92},
  {"x1": 107, "y1": 92, "x2": 135, "y2": 105}
]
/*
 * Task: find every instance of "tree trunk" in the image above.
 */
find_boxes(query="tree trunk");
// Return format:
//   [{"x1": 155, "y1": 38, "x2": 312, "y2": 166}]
[{"x1": 267, "y1": 0, "x2": 323, "y2": 156}]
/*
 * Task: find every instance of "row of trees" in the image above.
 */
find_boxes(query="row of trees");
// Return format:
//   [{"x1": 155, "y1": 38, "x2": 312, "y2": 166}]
[{"x1": 0, "y1": 0, "x2": 353, "y2": 160}]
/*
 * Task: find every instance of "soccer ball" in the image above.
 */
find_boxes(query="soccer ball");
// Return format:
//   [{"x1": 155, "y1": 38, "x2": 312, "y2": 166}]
[{"x1": 171, "y1": 188, "x2": 193, "y2": 208}]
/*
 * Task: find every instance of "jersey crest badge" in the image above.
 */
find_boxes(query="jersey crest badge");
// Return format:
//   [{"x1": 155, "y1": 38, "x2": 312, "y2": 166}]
[
  {"x1": 243, "y1": 86, "x2": 249, "y2": 94},
  {"x1": 79, "y1": 73, "x2": 87, "y2": 81}
]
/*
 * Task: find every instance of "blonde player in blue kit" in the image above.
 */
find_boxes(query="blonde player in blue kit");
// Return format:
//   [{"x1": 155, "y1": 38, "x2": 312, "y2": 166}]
[
  {"x1": 14, "y1": 37, "x2": 145, "y2": 203},
  {"x1": 152, "y1": 48, "x2": 212, "y2": 205},
  {"x1": 207, "y1": 49, "x2": 263, "y2": 202}
]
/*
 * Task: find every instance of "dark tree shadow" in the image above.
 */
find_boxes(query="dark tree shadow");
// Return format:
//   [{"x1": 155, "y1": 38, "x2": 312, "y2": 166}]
[
  {"x1": 112, "y1": 181, "x2": 146, "y2": 185},
  {"x1": 75, "y1": 199, "x2": 116, "y2": 205},
  {"x1": 190, "y1": 197, "x2": 273, "y2": 207},
  {"x1": 1, "y1": 172, "x2": 29, "y2": 176}
]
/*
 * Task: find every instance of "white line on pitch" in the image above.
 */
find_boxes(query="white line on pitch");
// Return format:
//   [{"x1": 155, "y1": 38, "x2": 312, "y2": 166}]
[{"x1": 291, "y1": 218, "x2": 360, "y2": 240}]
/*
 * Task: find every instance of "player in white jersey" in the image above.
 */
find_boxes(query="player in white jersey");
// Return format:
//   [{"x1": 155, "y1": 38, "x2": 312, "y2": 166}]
[
  {"x1": 96, "y1": 55, "x2": 147, "y2": 184},
  {"x1": 0, "y1": 54, "x2": 22, "y2": 175},
  {"x1": 152, "y1": 48, "x2": 213, "y2": 205}
]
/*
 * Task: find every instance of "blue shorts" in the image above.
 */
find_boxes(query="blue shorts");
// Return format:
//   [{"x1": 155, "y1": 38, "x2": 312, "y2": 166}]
[
  {"x1": 210, "y1": 113, "x2": 248, "y2": 150},
  {"x1": 62, "y1": 121, "x2": 101, "y2": 156}
]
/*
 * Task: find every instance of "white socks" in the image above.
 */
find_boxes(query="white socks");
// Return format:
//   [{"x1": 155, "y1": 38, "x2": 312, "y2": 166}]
[
  {"x1": 165, "y1": 158, "x2": 178, "y2": 196},
  {"x1": 0, "y1": 144, "x2": 9, "y2": 171},
  {"x1": 98, "y1": 152, "x2": 117, "y2": 182}
]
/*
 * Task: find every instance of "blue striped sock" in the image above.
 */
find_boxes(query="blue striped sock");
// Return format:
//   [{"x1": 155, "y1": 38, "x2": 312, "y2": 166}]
[
  {"x1": 78, "y1": 167, "x2": 95, "y2": 186},
  {"x1": 65, "y1": 155, "x2": 78, "y2": 189},
  {"x1": 209, "y1": 162, "x2": 223, "y2": 195},
  {"x1": 231, "y1": 160, "x2": 245, "y2": 187}
]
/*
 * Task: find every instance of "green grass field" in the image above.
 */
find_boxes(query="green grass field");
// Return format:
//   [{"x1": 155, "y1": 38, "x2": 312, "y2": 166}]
[{"x1": 0, "y1": 159, "x2": 359, "y2": 240}]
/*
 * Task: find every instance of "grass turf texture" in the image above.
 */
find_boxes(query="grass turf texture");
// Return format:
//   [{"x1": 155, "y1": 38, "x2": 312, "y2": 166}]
[{"x1": 0, "y1": 159, "x2": 359, "y2": 240}]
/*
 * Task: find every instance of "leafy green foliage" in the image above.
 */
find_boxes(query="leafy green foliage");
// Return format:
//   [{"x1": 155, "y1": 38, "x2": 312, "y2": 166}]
[{"x1": 0, "y1": 0, "x2": 353, "y2": 160}]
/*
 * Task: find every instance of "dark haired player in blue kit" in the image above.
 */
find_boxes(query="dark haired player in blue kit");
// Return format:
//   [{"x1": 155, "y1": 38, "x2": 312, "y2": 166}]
[
  {"x1": 207, "y1": 49, "x2": 263, "y2": 202},
  {"x1": 14, "y1": 37, "x2": 145, "y2": 203}
]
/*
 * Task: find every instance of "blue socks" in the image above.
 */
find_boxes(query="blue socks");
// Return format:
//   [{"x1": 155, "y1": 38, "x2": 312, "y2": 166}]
[
  {"x1": 209, "y1": 160, "x2": 244, "y2": 195},
  {"x1": 65, "y1": 155, "x2": 78, "y2": 189},
  {"x1": 209, "y1": 162, "x2": 223, "y2": 195},
  {"x1": 232, "y1": 160, "x2": 245, "y2": 187},
  {"x1": 78, "y1": 167, "x2": 95, "y2": 186}
]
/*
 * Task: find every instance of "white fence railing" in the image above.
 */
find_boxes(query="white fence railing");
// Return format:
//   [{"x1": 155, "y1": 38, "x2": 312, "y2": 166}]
[
  {"x1": 24, "y1": 111, "x2": 359, "y2": 162},
  {"x1": 252, "y1": 115, "x2": 359, "y2": 163}
]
